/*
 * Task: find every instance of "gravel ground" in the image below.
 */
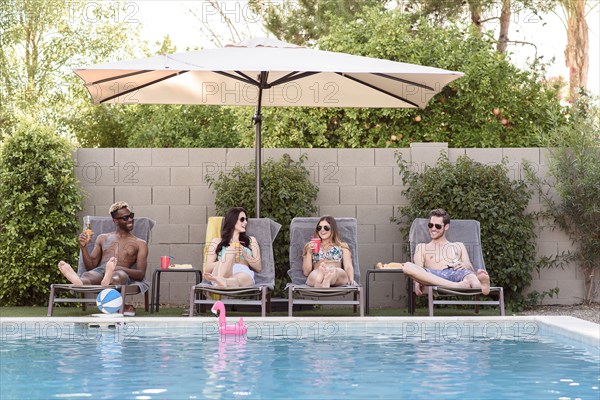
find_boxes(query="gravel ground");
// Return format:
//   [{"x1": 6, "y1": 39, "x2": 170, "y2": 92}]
[{"x1": 518, "y1": 302, "x2": 600, "y2": 324}]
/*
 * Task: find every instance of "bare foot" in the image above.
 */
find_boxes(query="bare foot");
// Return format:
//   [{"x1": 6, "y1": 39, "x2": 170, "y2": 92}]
[
  {"x1": 321, "y1": 268, "x2": 335, "y2": 288},
  {"x1": 414, "y1": 281, "x2": 424, "y2": 296},
  {"x1": 123, "y1": 304, "x2": 135, "y2": 316},
  {"x1": 456, "y1": 280, "x2": 472, "y2": 289},
  {"x1": 101, "y1": 257, "x2": 116, "y2": 285},
  {"x1": 477, "y1": 269, "x2": 491, "y2": 295},
  {"x1": 58, "y1": 261, "x2": 83, "y2": 285},
  {"x1": 203, "y1": 273, "x2": 227, "y2": 288},
  {"x1": 375, "y1": 262, "x2": 403, "y2": 270}
]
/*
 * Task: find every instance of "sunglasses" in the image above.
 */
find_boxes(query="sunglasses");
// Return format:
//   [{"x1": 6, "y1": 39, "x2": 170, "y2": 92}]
[
  {"x1": 428, "y1": 222, "x2": 444, "y2": 230},
  {"x1": 115, "y1": 213, "x2": 135, "y2": 222},
  {"x1": 317, "y1": 225, "x2": 331, "y2": 232},
  {"x1": 239, "y1": 217, "x2": 247, "y2": 223}
]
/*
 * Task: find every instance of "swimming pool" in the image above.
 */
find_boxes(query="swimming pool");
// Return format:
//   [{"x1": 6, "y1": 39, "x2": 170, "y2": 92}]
[{"x1": 1, "y1": 317, "x2": 598, "y2": 399}]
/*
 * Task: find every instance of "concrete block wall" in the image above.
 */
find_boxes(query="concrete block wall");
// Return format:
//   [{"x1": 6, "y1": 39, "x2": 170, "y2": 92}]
[{"x1": 75, "y1": 144, "x2": 594, "y2": 307}]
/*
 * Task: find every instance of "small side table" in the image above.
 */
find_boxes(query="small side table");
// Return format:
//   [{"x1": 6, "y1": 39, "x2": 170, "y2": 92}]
[
  {"x1": 151, "y1": 268, "x2": 202, "y2": 313},
  {"x1": 365, "y1": 269, "x2": 414, "y2": 315}
]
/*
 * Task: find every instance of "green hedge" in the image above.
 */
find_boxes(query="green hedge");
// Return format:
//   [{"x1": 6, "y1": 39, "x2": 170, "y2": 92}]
[{"x1": 0, "y1": 120, "x2": 82, "y2": 306}]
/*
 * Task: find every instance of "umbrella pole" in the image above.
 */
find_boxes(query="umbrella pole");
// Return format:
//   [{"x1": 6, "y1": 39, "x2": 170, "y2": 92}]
[
  {"x1": 253, "y1": 82, "x2": 264, "y2": 219},
  {"x1": 254, "y1": 109, "x2": 262, "y2": 218}
]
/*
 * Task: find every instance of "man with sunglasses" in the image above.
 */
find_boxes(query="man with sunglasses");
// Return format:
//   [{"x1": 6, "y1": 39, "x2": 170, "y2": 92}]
[
  {"x1": 57, "y1": 201, "x2": 149, "y2": 314},
  {"x1": 376, "y1": 208, "x2": 490, "y2": 296}
]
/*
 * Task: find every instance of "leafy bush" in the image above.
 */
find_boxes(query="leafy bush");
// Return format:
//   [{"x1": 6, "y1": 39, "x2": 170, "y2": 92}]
[
  {"x1": 206, "y1": 154, "x2": 319, "y2": 296},
  {"x1": 525, "y1": 93, "x2": 600, "y2": 304},
  {"x1": 0, "y1": 120, "x2": 82, "y2": 306},
  {"x1": 71, "y1": 104, "x2": 243, "y2": 148},
  {"x1": 393, "y1": 153, "x2": 537, "y2": 307}
]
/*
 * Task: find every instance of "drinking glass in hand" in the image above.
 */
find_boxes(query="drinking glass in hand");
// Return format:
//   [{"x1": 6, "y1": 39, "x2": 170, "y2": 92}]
[{"x1": 84, "y1": 216, "x2": 93, "y2": 244}]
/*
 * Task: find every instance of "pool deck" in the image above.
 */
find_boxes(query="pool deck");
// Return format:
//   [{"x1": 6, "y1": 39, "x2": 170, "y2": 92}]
[{"x1": 2, "y1": 315, "x2": 598, "y2": 349}]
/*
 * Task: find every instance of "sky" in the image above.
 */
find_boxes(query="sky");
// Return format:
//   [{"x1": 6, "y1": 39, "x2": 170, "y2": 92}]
[{"x1": 123, "y1": 0, "x2": 599, "y2": 96}]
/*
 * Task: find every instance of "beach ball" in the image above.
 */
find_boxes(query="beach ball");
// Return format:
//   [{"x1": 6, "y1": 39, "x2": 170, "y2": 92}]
[{"x1": 96, "y1": 289, "x2": 123, "y2": 313}]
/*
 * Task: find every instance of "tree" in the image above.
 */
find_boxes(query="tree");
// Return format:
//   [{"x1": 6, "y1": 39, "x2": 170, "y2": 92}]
[
  {"x1": 67, "y1": 104, "x2": 130, "y2": 148},
  {"x1": 0, "y1": 0, "x2": 140, "y2": 136},
  {"x1": 245, "y1": 9, "x2": 567, "y2": 148},
  {"x1": 557, "y1": 0, "x2": 592, "y2": 99},
  {"x1": 249, "y1": 0, "x2": 387, "y2": 45},
  {"x1": 124, "y1": 105, "x2": 244, "y2": 148},
  {"x1": 71, "y1": 104, "x2": 244, "y2": 148},
  {"x1": 186, "y1": 0, "x2": 264, "y2": 47},
  {"x1": 403, "y1": 0, "x2": 556, "y2": 53},
  {"x1": 497, "y1": 0, "x2": 512, "y2": 52},
  {"x1": 405, "y1": 0, "x2": 494, "y2": 31}
]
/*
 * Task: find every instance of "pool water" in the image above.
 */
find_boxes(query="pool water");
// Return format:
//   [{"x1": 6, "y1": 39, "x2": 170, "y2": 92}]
[{"x1": 1, "y1": 321, "x2": 598, "y2": 399}]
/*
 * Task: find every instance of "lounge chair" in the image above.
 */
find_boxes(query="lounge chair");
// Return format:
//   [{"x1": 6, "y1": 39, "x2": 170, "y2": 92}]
[
  {"x1": 47, "y1": 216, "x2": 154, "y2": 316},
  {"x1": 287, "y1": 217, "x2": 364, "y2": 317},
  {"x1": 188, "y1": 217, "x2": 281, "y2": 317},
  {"x1": 409, "y1": 218, "x2": 505, "y2": 316}
]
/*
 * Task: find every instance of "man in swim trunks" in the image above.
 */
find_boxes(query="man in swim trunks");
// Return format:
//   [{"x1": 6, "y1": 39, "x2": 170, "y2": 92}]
[
  {"x1": 57, "y1": 201, "x2": 149, "y2": 314},
  {"x1": 375, "y1": 208, "x2": 490, "y2": 296}
]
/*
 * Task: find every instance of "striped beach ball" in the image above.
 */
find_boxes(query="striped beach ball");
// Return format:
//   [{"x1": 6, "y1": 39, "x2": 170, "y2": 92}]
[{"x1": 96, "y1": 289, "x2": 123, "y2": 314}]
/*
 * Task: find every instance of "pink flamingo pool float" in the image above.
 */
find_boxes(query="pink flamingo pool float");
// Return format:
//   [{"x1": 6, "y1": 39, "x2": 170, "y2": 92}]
[{"x1": 211, "y1": 301, "x2": 247, "y2": 335}]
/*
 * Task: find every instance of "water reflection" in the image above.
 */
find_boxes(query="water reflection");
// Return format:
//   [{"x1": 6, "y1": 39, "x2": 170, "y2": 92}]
[{"x1": 202, "y1": 335, "x2": 249, "y2": 398}]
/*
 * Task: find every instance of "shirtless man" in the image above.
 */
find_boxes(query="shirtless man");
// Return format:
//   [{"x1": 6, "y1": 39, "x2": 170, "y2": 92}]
[
  {"x1": 375, "y1": 208, "x2": 490, "y2": 295},
  {"x1": 57, "y1": 201, "x2": 149, "y2": 314}
]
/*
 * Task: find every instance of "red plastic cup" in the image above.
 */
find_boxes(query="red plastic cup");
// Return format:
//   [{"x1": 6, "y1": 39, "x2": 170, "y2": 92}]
[
  {"x1": 310, "y1": 238, "x2": 321, "y2": 254},
  {"x1": 160, "y1": 256, "x2": 171, "y2": 270}
]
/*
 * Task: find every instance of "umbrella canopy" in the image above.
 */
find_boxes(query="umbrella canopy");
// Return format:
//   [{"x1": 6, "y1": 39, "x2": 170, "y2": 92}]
[{"x1": 74, "y1": 37, "x2": 464, "y2": 216}]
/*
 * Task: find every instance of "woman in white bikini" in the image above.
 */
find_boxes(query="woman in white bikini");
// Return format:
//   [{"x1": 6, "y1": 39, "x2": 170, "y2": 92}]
[
  {"x1": 303, "y1": 216, "x2": 355, "y2": 288},
  {"x1": 203, "y1": 207, "x2": 261, "y2": 288}
]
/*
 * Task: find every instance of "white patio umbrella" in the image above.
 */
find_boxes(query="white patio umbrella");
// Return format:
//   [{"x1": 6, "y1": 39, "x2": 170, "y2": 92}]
[{"x1": 74, "y1": 37, "x2": 463, "y2": 217}]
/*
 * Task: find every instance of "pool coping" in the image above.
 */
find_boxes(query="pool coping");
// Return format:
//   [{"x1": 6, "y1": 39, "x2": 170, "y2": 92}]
[{"x1": 2, "y1": 315, "x2": 598, "y2": 349}]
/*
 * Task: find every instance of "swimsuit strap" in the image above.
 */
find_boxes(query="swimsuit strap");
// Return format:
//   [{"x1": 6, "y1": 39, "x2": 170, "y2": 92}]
[
  {"x1": 218, "y1": 245, "x2": 252, "y2": 261},
  {"x1": 317, "y1": 245, "x2": 343, "y2": 262}
]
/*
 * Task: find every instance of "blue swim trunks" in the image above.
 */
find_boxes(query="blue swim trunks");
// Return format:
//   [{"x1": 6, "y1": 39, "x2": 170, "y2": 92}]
[{"x1": 425, "y1": 267, "x2": 473, "y2": 283}]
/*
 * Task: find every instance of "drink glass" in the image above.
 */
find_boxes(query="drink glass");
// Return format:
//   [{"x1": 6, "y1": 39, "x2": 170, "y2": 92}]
[
  {"x1": 84, "y1": 216, "x2": 93, "y2": 244},
  {"x1": 310, "y1": 238, "x2": 321, "y2": 254},
  {"x1": 310, "y1": 238, "x2": 321, "y2": 264},
  {"x1": 232, "y1": 242, "x2": 241, "y2": 263}
]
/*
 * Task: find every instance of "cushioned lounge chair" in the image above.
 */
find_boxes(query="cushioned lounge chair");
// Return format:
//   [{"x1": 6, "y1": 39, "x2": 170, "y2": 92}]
[
  {"x1": 286, "y1": 217, "x2": 364, "y2": 317},
  {"x1": 188, "y1": 217, "x2": 281, "y2": 317},
  {"x1": 409, "y1": 218, "x2": 505, "y2": 316},
  {"x1": 47, "y1": 216, "x2": 154, "y2": 316}
]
